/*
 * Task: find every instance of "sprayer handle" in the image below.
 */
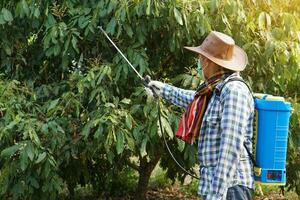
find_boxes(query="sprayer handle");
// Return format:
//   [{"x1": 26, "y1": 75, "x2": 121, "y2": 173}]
[
  {"x1": 144, "y1": 75, "x2": 151, "y2": 86},
  {"x1": 144, "y1": 75, "x2": 161, "y2": 98}
]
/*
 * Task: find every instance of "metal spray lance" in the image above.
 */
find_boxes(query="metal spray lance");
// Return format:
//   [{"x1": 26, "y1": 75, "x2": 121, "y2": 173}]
[{"x1": 98, "y1": 26, "x2": 200, "y2": 180}]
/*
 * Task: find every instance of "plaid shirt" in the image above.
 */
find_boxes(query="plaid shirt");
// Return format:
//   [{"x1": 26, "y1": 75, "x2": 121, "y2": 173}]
[{"x1": 162, "y1": 73, "x2": 255, "y2": 200}]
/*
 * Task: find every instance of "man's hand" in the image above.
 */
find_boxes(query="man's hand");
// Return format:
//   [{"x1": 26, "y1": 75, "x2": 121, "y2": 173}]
[{"x1": 144, "y1": 76, "x2": 165, "y2": 97}]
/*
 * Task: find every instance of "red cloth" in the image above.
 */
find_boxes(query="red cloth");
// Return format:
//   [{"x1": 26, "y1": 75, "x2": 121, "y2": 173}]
[{"x1": 175, "y1": 74, "x2": 224, "y2": 144}]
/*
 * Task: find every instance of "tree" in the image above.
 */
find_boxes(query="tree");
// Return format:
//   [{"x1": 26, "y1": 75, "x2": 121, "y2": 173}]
[{"x1": 0, "y1": 0, "x2": 300, "y2": 199}]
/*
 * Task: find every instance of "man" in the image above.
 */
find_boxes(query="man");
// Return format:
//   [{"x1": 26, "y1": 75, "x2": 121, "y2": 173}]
[{"x1": 146, "y1": 31, "x2": 255, "y2": 200}]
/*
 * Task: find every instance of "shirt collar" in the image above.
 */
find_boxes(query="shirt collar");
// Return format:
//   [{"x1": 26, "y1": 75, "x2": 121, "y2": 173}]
[{"x1": 215, "y1": 72, "x2": 240, "y2": 92}]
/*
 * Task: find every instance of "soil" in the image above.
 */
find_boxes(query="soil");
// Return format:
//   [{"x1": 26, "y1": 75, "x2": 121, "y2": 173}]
[{"x1": 107, "y1": 188, "x2": 289, "y2": 200}]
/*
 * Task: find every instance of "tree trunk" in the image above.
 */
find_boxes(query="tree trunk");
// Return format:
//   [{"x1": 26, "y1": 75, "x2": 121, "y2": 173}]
[{"x1": 134, "y1": 154, "x2": 161, "y2": 200}]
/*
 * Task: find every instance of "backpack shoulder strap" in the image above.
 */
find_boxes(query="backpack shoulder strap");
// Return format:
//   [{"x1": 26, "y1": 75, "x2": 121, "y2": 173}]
[
  {"x1": 216, "y1": 77, "x2": 253, "y2": 97},
  {"x1": 216, "y1": 76, "x2": 258, "y2": 167},
  {"x1": 215, "y1": 77, "x2": 253, "y2": 96}
]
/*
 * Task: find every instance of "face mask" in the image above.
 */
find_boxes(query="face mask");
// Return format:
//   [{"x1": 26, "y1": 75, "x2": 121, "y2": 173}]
[{"x1": 197, "y1": 59, "x2": 203, "y2": 77}]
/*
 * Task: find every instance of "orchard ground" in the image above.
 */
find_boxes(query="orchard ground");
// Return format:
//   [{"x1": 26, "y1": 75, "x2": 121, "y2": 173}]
[{"x1": 72, "y1": 164, "x2": 298, "y2": 200}]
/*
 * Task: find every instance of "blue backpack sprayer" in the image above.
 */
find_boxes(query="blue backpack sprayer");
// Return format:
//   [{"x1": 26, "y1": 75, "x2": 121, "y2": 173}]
[
  {"x1": 98, "y1": 26, "x2": 293, "y2": 185},
  {"x1": 218, "y1": 78, "x2": 293, "y2": 185},
  {"x1": 253, "y1": 94, "x2": 292, "y2": 185}
]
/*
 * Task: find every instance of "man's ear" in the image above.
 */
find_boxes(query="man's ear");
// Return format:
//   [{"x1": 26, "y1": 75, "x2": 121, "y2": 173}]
[{"x1": 203, "y1": 57, "x2": 210, "y2": 68}]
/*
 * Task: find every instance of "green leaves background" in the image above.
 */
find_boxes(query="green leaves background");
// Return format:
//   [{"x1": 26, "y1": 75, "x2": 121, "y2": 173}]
[{"x1": 0, "y1": 0, "x2": 300, "y2": 199}]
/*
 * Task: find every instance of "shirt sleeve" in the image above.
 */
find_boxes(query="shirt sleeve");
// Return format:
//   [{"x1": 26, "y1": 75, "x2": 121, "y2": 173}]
[
  {"x1": 206, "y1": 82, "x2": 254, "y2": 200},
  {"x1": 161, "y1": 84, "x2": 195, "y2": 109}
]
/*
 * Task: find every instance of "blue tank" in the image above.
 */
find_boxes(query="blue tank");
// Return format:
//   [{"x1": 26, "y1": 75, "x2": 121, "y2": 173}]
[{"x1": 254, "y1": 94, "x2": 292, "y2": 185}]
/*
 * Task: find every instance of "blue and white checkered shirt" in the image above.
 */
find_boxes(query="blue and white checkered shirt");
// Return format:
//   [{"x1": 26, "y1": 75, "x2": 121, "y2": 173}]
[{"x1": 162, "y1": 73, "x2": 255, "y2": 200}]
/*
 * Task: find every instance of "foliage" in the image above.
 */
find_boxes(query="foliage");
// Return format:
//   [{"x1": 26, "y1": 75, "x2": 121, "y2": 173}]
[
  {"x1": 148, "y1": 165, "x2": 173, "y2": 189},
  {"x1": 0, "y1": 0, "x2": 299, "y2": 199},
  {"x1": 180, "y1": 179, "x2": 199, "y2": 196}
]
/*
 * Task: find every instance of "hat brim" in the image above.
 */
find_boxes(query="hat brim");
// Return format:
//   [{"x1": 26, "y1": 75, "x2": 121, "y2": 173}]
[{"x1": 184, "y1": 45, "x2": 248, "y2": 71}]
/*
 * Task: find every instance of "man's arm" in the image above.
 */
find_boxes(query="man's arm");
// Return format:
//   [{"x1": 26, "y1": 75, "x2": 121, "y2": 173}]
[
  {"x1": 162, "y1": 84, "x2": 195, "y2": 109},
  {"x1": 205, "y1": 83, "x2": 253, "y2": 200}
]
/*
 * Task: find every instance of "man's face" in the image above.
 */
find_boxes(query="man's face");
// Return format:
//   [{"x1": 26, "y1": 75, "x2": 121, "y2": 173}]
[{"x1": 198, "y1": 55, "x2": 210, "y2": 80}]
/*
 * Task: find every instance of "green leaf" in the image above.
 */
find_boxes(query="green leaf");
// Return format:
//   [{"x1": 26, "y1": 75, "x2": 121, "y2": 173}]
[
  {"x1": 173, "y1": 8, "x2": 183, "y2": 25},
  {"x1": 107, "y1": 0, "x2": 117, "y2": 15},
  {"x1": 45, "y1": 14, "x2": 56, "y2": 28},
  {"x1": 35, "y1": 152, "x2": 47, "y2": 164},
  {"x1": 146, "y1": 0, "x2": 151, "y2": 15},
  {"x1": 3, "y1": 43, "x2": 12, "y2": 55},
  {"x1": 33, "y1": 8, "x2": 40, "y2": 18},
  {"x1": 22, "y1": 0, "x2": 30, "y2": 16},
  {"x1": 17, "y1": 0, "x2": 30, "y2": 18},
  {"x1": 124, "y1": 24, "x2": 133, "y2": 38},
  {"x1": 149, "y1": 122, "x2": 158, "y2": 137},
  {"x1": 94, "y1": 125, "x2": 104, "y2": 139},
  {"x1": 63, "y1": 36, "x2": 71, "y2": 55},
  {"x1": 1, "y1": 144, "x2": 20, "y2": 158},
  {"x1": 107, "y1": 151, "x2": 115, "y2": 164},
  {"x1": 0, "y1": 14, "x2": 5, "y2": 25},
  {"x1": 78, "y1": 16, "x2": 89, "y2": 29},
  {"x1": 272, "y1": 28, "x2": 284, "y2": 40},
  {"x1": 125, "y1": 133, "x2": 135, "y2": 151},
  {"x1": 71, "y1": 36, "x2": 79, "y2": 53},
  {"x1": 26, "y1": 143, "x2": 35, "y2": 161},
  {"x1": 46, "y1": 47, "x2": 54, "y2": 57},
  {"x1": 2, "y1": 8, "x2": 13, "y2": 22},
  {"x1": 116, "y1": 131, "x2": 125, "y2": 154},
  {"x1": 265, "y1": 13, "x2": 271, "y2": 28},
  {"x1": 47, "y1": 99, "x2": 59, "y2": 112},
  {"x1": 97, "y1": 65, "x2": 109, "y2": 84},
  {"x1": 133, "y1": 127, "x2": 143, "y2": 142},
  {"x1": 48, "y1": 156, "x2": 57, "y2": 167},
  {"x1": 106, "y1": 17, "x2": 116, "y2": 35},
  {"x1": 56, "y1": 123, "x2": 65, "y2": 133},
  {"x1": 176, "y1": 139, "x2": 185, "y2": 152},
  {"x1": 53, "y1": 44, "x2": 61, "y2": 56},
  {"x1": 161, "y1": 117, "x2": 174, "y2": 139},
  {"x1": 82, "y1": 121, "x2": 93, "y2": 139},
  {"x1": 140, "y1": 138, "x2": 147, "y2": 157},
  {"x1": 138, "y1": 57, "x2": 146, "y2": 75},
  {"x1": 120, "y1": 98, "x2": 131, "y2": 104},
  {"x1": 20, "y1": 151, "x2": 29, "y2": 171},
  {"x1": 264, "y1": 40, "x2": 275, "y2": 58},
  {"x1": 104, "y1": 102, "x2": 115, "y2": 108},
  {"x1": 210, "y1": 0, "x2": 219, "y2": 13},
  {"x1": 125, "y1": 115, "x2": 132, "y2": 129},
  {"x1": 258, "y1": 12, "x2": 265, "y2": 29},
  {"x1": 44, "y1": 161, "x2": 51, "y2": 177},
  {"x1": 29, "y1": 177, "x2": 39, "y2": 189}
]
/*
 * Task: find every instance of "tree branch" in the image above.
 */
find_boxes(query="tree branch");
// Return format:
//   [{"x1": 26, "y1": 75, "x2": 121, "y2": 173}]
[{"x1": 126, "y1": 159, "x2": 139, "y2": 172}]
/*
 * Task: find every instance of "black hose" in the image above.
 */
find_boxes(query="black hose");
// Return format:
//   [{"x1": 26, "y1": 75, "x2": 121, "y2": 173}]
[{"x1": 157, "y1": 99, "x2": 200, "y2": 180}]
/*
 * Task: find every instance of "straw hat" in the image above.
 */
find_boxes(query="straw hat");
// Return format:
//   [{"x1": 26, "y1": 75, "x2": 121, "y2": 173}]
[{"x1": 184, "y1": 31, "x2": 248, "y2": 71}]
